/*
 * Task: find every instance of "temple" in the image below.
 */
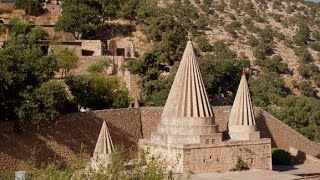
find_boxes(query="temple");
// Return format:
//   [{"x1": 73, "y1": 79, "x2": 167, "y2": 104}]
[
  {"x1": 139, "y1": 41, "x2": 272, "y2": 173},
  {"x1": 91, "y1": 121, "x2": 114, "y2": 171}
]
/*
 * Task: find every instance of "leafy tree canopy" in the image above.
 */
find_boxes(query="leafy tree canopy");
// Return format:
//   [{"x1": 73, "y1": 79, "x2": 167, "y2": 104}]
[
  {"x1": 66, "y1": 74, "x2": 129, "y2": 110},
  {"x1": 0, "y1": 24, "x2": 65, "y2": 132}
]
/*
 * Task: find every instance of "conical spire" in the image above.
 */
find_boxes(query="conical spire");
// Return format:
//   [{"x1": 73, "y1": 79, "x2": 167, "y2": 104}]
[
  {"x1": 228, "y1": 69, "x2": 259, "y2": 140},
  {"x1": 228, "y1": 69, "x2": 255, "y2": 126},
  {"x1": 162, "y1": 41, "x2": 213, "y2": 118},
  {"x1": 93, "y1": 121, "x2": 114, "y2": 157}
]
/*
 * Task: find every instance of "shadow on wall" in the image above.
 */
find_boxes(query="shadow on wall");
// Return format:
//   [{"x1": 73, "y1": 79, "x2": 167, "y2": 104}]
[
  {"x1": 255, "y1": 112, "x2": 276, "y2": 147},
  {"x1": 0, "y1": 109, "x2": 141, "y2": 171}
]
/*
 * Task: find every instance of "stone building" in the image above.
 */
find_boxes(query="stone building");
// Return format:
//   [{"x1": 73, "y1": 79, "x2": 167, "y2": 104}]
[
  {"x1": 107, "y1": 39, "x2": 135, "y2": 58},
  {"x1": 91, "y1": 121, "x2": 114, "y2": 171},
  {"x1": 139, "y1": 41, "x2": 271, "y2": 173}
]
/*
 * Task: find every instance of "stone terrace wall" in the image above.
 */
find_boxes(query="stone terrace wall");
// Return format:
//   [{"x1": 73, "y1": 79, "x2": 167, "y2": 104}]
[
  {"x1": 0, "y1": 3, "x2": 15, "y2": 10},
  {"x1": 140, "y1": 106, "x2": 320, "y2": 159},
  {"x1": 1, "y1": 106, "x2": 319, "y2": 171},
  {"x1": 140, "y1": 107, "x2": 163, "y2": 138},
  {"x1": 0, "y1": 108, "x2": 141, "y2": 172}
]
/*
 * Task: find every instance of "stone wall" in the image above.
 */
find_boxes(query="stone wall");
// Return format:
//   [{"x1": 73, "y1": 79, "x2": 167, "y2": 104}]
[
  {"x1": 0, "y1": 108, "x2": 141, "y2": 172},
  {"x1": 183, "y1": 139, "x2": 271, "y2": 173},
  {"x1": 140, "y1": 107, "x2": 163, "y2": 138},
  {"x1": 81, "y1": 40, "x2": 102, "y2": 56},
  {"x1": 0, "y1": 3, "x2": 15, "y2": 10},
  {"x1": 140, "y1": 106, "x2": 320, "y2": 159},
  {"x1": 1, "y1": 106, "x2": 320, "y2": 172}
]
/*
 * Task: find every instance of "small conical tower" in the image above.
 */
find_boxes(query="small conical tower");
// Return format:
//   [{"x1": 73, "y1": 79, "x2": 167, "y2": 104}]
[
  {"x1": 228, "y1": 69, "x2": 260, "y2": 140},
  {"x1": 151, "y1": 41, "x2": 222, "y2": 145},
  {"x1": 91, "y1": 121, "x2": 114, "y2": 170}
]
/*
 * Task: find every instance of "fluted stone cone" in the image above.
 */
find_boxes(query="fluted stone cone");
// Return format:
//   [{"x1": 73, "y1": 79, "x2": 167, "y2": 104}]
[
  {"x1": 151, "y1": 41, "x2": 221, "y2": 145},
  {"x1": 93, "y1": 122, "x2": 114, "y2": 161},
  {"x1": 228, "y1": 69, "x2": 260, "y2": 140},
  {"x1": 162, "y1": 41, "x2": 213, "y2": 118}
]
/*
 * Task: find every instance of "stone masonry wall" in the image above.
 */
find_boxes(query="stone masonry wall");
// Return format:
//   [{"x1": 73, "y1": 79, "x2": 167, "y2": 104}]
[
  {"x1": 140, "y1": 106, "x2": 320, "y2": 159},
  {"x1": 183, "y1": 140, "x2": 271, "y2": 173},
  {"x1": 1, "y1": 106, "x2": 319, "y2": 172},
  {"x1": 0, "y1": 3, "x2": 15, "y2": 10},
  {"x1": 0, "y1": 108, "x2": 141, "y2": 172},
  {"x1": 81, "y1": 40, "x2": 102, "y2": 56}
]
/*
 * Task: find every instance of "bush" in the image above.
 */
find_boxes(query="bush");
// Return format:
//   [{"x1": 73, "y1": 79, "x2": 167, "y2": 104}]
[
  {"x1": 87, "y1": 59, "x2": 111, "y2": 74},
  {"x1": 195, "y1": 15, "x2": 208, "y2": 30},
  {"x1": 231, "y1": 157, "x2": 249, "y2": 171},
  {"x1": 0, "y1": 8, "x2": 11, "y2": 15},
  {"x1": 272, "y1": 149, "x2": 292, "y2": 165},
  {"x1": 66, "y1": 74, "x2": 129, "y2": 110},
  {"x1": 310, "y1": 42, "x2": 320, "y2": 52},
  {"x1": 0, "y1": 25, "x2": 6, "y2": 35},
  {"x1": 196, "y1": 36, "x2": 213, "y2": 52},
  {"x1": 298, "y1": 81, "x2": 315, "y2": 97},
  {"x1": 247, "y1": 35, "x2": 259, "y2": 47}
]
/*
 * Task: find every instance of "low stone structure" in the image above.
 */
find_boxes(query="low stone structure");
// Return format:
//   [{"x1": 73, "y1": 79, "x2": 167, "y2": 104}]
[
  {"x1": 91, "y1": 121, "x2": 114, "y2": 171},
  {"x1": 139, "y1": 41, "x2": 271, "y2": 173},
  {"x1": 107, "y1": 39, "x2": 135, "y2": 58}
]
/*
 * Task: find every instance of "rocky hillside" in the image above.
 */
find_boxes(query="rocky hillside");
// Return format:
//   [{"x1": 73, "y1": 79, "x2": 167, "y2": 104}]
[
  {"x1": 1, "y1": 0, "x2": 319, "y2": 141},
  {"x1": 160, "y1": 0, "x2": 320, "y2": 96}
]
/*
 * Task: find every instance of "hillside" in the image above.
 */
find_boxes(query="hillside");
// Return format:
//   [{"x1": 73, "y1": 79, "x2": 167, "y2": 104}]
[{"x1": 0, "y1": 0, "x2": 320, "y2": 142}]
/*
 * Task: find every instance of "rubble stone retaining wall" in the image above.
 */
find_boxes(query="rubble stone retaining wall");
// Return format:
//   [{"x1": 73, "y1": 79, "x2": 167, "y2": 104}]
[{"x1": 0, "y1": 106, "x2": 319, "y2": 172}]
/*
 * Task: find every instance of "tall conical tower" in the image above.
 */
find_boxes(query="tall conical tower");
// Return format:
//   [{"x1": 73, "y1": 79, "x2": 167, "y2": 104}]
[
  {"x1": 139, "y1": 42, "x2": 271, "y2": 173},
  {"x1": 228, "y1": 69, "x2": 260, "y2": 140},
  {"x1": 91, "y1": 121, "x2": 114, "y2": 170},
  {"x1": 150, "y1": 41, "x2": 222, "y2": 145}
]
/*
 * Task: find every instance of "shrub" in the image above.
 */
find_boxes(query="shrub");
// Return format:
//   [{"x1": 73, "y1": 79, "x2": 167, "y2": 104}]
[
  {"x1": 272, "y1": 149, "x2": 292, "y2": 165},
  {"x1": 87, "y1": 59, "x2": 111, "y2": 74},
  {"x1": 196, "y1": 36, "x2": 213, "y2": 52},
  {"x1": 247, "y1": 35, "x2": 259, "y2": 47},
  {"x1": 310, "y1": 42, "x2": 320, "y2": 52},
  {"x1": 294, "y1": 47, "x2": 313, "y2": 63},
  {"x1": 231, "y1": 157, "x2": 249, "y2": 171},
  {"x1": 298, "y1": 81, "x2": 315, "y2": 97},
  {"x1": 312, "y1": 74, "x2": 320, "y2": 87},
  {"x1": 0, "y1": 25, "x2": 6, "y2": 35},
  {"x1": 195, "y1": 15, "x2": 208, "y2": 30},
  {"x1": 0, "y1": 8, "x2": 11, "y2": 15}
]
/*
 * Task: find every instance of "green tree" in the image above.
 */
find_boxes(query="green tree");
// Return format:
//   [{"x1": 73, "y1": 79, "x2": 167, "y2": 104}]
[
  {"x1": 0, "y1": 32, "x2": 59, "y2": 132},
  {"x1": 258, "y1": 55, "x2": 288, "y2": 74},
  {"x1": 16, "y1": 81, "x2": 67, "y2": 128},
  {"x1": 15, "y1": 0, "x2": 43, "y2": 15},
  {"x1": 146, "y1": 15, "x2": 188, "y2": 65},
  {"x1": 198, "y1": 43, "x2": 250, "y2": 101},
  {"x1": 29, "y1": 26, "x2": 48, "y2": 40},
  {"x1": 66, "y1": 74, "x2": 129, "y2": 110},
  {"x1": 9, "y1": 17, "x2": 30, "y2": 36},
  {"x1": 272, "y1": 95, "x2": 320, "y2": 140},
  {"x1": 55, "y1": 48, "x2": 79, "y2": 78},
  {"x1": 55, "y1": 0, "x2": 100, "y2": 39},
  {"x1": 249, "y1": 72, "x2": 288, "y2": 107}
]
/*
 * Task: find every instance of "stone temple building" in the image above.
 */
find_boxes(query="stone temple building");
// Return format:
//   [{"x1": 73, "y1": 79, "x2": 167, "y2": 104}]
[
  {"x1": 91, "y1": 121, "x2": 114, "y2": 171},
  {"x1": 139, "y1": 41, "x2": 271, "y2": 173}
]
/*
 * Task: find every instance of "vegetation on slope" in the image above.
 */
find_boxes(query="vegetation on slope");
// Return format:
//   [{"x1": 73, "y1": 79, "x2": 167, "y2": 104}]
[{"x1": 1, "y1": 0, "x2": 320, "y2": 141}]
